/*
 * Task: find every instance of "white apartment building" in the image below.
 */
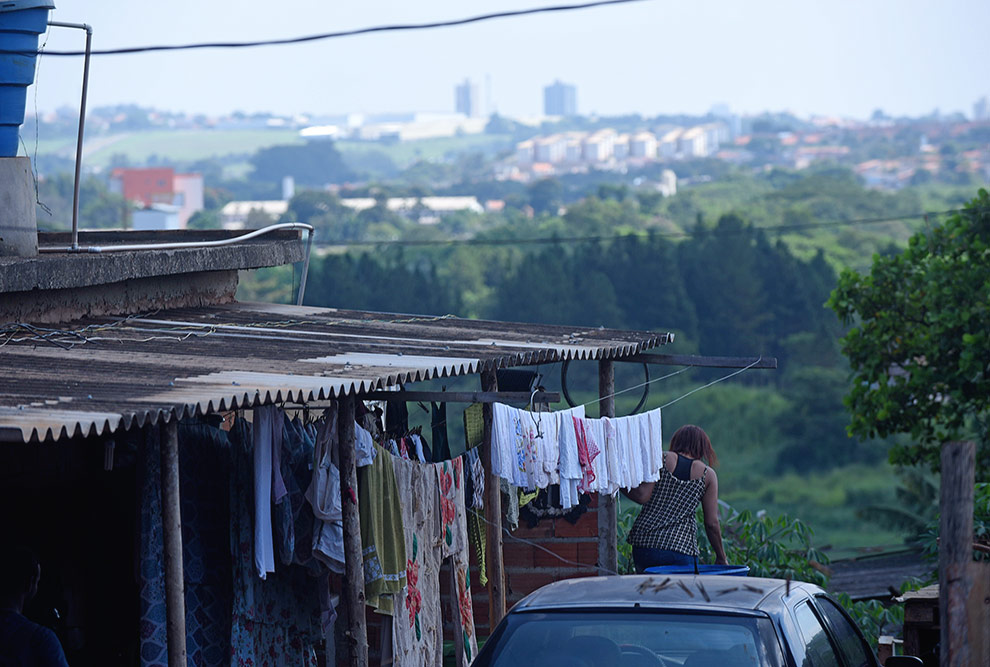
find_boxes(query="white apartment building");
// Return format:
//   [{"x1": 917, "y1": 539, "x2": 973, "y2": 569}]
[
  {"x1": 658, "y1": 129, "x2": 682, "y2": 158},
  {"x1": 516, "y1": 140, "x2": 535, "y2": 163},
  {"x1": 534, "y1": 135, "x2": 568, "y2": 163},
  {"x1": 614, "y1": 134, "x2": 630, "y2": 160},
  {"x1": 630, "y1": 131, "x2": 658, "y2": 158},
  {"x1": 678, "y1": 127, "x2": 708, "y2": 157},
  {"x1": 583, "y1": 129, "x2": 617, "y2": 162}
]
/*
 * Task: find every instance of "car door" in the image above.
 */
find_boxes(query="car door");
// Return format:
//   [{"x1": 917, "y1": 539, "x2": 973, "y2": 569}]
[
  {"x1": 786, "y1": 592, "x2": 881, "y2": 667},
  {"x1": 810, "y1": 595, "x2": 879, "y2": 667}
]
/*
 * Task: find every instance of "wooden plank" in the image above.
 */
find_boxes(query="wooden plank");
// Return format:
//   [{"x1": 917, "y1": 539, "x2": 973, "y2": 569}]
[
  {"x1": 598, "y1": 359, "x2": 618, "y2": 576},
  {"x1": 968, "y1": 562, "x2": 990, "y2": 667},
  {"x1": 338, "y1": 395, "x2": 369, "y2": 666},
  {"x1": 617, "y1": 353, "x2": 777, "y2": 369},
  {"x1": 160, "y1": 419, "x2": 187, "y2": 667},
  {"x1": 939, "y1": 440, "x2": 975, "y2": 667},
  {"x1": 480, "y1": 368, "x2": 506, "y2": 629},
  {"x1": 359, "y1": 390, "x2": 560, "y2": 404}
]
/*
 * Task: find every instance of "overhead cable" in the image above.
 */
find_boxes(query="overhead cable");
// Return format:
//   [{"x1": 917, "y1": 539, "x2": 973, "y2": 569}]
[{"x1": 1, "y1": 0, "x2": 648, "y2": 57}]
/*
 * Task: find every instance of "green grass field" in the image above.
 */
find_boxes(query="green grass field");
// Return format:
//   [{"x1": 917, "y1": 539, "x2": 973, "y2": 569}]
[{"x1": 28, "y1": 128, "x2": 513, "y2": 172}]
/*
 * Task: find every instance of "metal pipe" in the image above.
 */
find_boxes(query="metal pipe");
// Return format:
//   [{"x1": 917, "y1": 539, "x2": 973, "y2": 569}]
[
  {"x1": 47, "y1": 21, "x2": 92, "y2": 251},
  {"x1": 296, "y1": 226, "x2": 314, "y2": 306},
  {"x1": 38, "y1": 222, "x2": 314, "y2": 253}
]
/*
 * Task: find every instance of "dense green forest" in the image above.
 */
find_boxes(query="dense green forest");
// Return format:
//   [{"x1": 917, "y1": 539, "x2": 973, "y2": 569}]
[{"x1": 233, "y1": 169, "x2": 985, "y2": 556}]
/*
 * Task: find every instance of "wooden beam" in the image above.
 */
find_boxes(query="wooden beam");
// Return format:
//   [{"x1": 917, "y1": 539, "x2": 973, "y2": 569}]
[
  {"x1": 598, "y1": 359, "x2": 618, "y2": 576},
  {"x1": 480, "y1": 368, "x2": 506, "y2": 629},
  {"x1": 940, "y1": 440, "x2": 976, "y2": 667},
  {"x1": 160, "y1": 419, "x2": 187, "y2": 667},
  {"x1": 338, "y1": 395, "x2": 369, "y2": 666},
  {"x1": 359, "y1": 391, "x2": 560, "y2": 404},
  {"x1": 617, "y1": 353, "x2": 777, "y2": 369}
]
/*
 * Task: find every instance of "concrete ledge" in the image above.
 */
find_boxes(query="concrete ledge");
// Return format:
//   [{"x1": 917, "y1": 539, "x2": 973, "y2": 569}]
[
  {"x1": 1, "y1": 270, "x2": 239, "y2": 324},
  {"x1": 1, "y1": 230, "x2": 305, "y2": 294}
]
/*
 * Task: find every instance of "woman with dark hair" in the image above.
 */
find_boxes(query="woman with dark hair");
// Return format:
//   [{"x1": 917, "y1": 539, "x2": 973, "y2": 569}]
[{"x1": 623, "y1": 424, "x2": 727, "y2": 572}]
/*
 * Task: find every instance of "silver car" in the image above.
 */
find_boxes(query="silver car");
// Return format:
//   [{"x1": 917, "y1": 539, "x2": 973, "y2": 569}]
[{"x1": 472, "y1": 575, "x2": 922, "y2": 667}]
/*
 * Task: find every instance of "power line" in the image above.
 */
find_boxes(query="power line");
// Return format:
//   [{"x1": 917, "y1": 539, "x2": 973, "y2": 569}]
[
  {"x1": 1, "y1": 0, "x2": 647, "y2": 57},
  {"x1": 310, "y1": 208, "x2": 961, "y2": 248}
]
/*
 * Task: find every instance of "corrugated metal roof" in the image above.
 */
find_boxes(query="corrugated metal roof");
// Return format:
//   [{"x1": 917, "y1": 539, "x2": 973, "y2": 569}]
[{"x1": 0, "y1": 302, "x2": 671, "y2": 443}]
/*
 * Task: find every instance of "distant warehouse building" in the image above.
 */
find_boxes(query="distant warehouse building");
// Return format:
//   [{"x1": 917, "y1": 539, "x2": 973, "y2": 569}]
[
  {"x1": 220, "y1": 200, "x2": 290, "y2": 229},
  {"x1": 340, "y1": 196, "x2": 484, "y2": 224}
]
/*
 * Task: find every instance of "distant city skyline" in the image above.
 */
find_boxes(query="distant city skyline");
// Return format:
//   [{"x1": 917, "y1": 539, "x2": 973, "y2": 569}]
[{"x1": 24, "y1": 0, "x2": 990, "y2": 120}]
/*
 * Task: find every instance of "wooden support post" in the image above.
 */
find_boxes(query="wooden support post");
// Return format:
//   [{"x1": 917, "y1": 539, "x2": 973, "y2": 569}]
[
  {"x1": 939, "y1": 440, "x2": 975, "y2": 667},
  {"x1": 338, "y1": 395, "x2": 369, "y2": 666},
  {"x1": 598, "y1": 359, "x2": 618, "y2": 576},
  {"x1": 160, "y1": 419, "x2": 187, "y2": 667},
  {"x1": 447, "y1": 561, "x2": 466, "y2": 667},
  {"x1": 480, "y1": 367, "x2": 506, "y2": 629}
]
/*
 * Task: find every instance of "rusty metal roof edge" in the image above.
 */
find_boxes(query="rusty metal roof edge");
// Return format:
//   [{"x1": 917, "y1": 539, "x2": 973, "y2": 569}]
[{"x1": 4, "y1": 330, "x2": 672, "y2": 444}]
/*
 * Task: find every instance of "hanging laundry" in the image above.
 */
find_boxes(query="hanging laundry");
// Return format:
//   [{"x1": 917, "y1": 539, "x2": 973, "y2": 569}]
[
  {"x1": 573, "y1": 416, "x2": 602, "y2": 495},
  {"x1": 253, "y1": 404, "x2": 282, "y2": 579},
  {"x1": 139, "y1": 421, "x2": 233, "y2": 667},
  {"x1": 462, "y1": 403, "x2": 484, "y2": 450},
  {"x1": 229, "y1": 417, "x2": 321, "y2": 666},
  {"x1": 358, "y1": 443, "x2": 406, "y2": 614},
  {"x1": 465, "y1": 447, "x2": 485, "y2": 510},
  {"x1": 431, "y1": 402, "x2": 451, "y2": 462},
  {"x1": 467, "y1": 507, "x2": 487, "y2": 586},
  {"x1": 491, "y1": 403, "x2": 584, "y2": 491},
  {"x1": 354, "y1": 421, "x2": 377, "y2": 467},
  {"x1": 558, "y1": 409, "x2": 584, "y2": 509},
  {"x1": 398, "y1": 436, "x2": 412, "y2": 460},
  {"x1": 391, "y1": 455, "x2": 444, "y2": 666},
  {"x1": 278, "y1": 416, "x2": 322, "y2": 572},
  {"x1": 385, "y1": 398, "x2": 409, "y2": 437},
  {"x1": 411, "y1": 433, "x2": 428, "y2": 463},
  {"x1": 435, "y1": 455, "x2": 478, "y2": 663},
  {"x1": 306, "y1": 408, "x2": 346, "y2": 575},
  {"x1": 306, "y1": 408, "x2": 341, "y2": 523}
]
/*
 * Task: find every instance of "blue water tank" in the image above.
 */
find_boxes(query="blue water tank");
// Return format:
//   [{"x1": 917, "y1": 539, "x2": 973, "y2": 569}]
[
  {"x1": 644, "y1": 564, "x2": 751, "y2": 576},
  {"x1": 0, "y1": 1, "x2": 56, "y2": 156}
]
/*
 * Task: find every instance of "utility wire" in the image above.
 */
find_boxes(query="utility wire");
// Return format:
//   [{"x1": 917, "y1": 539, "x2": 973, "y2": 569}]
[
  {"x1": 311, "y1": 208, "x2": 961, "y2": 248},
  {"x1": 0, "y1": 0, "x2": 647, "y2": 57}
]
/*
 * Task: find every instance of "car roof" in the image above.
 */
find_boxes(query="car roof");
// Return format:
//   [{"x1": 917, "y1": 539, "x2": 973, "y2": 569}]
[{"x1": 512, "y1": 575, "x2": 822, "y2": 614}]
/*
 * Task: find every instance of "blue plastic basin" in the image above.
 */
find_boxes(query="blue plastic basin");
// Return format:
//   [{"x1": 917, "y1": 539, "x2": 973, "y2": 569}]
[
  {"x1": 0, "y1": 1, "x2": 55, "y2": 156},
  {"x1": 644, "y1": 564, "x2": 750, "y2": 576}
]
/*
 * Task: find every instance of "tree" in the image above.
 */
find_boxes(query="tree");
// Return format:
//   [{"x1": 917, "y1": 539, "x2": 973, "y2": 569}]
[
  {"x1": 250, "y1": 142, "x2": 353, "y2": 186},
  {"x1": 526, "y1": 178, "x2": 563, "y2": 216},
  {"x1": 828, "y1": 189, "x2": 990, "y2": 473},
  {"x1": 187, "y1": 210, "x2": 221, "y2": 229}
]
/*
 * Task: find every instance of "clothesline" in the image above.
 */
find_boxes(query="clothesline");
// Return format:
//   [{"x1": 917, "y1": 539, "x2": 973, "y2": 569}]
[{"x1": 658, "y1": 357, "x2": 763, "y2": 409}]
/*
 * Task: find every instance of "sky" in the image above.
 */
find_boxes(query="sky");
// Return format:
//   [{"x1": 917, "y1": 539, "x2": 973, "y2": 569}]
[{"x1": 24, "y1": 0, "x2": 990, "y2": 121}]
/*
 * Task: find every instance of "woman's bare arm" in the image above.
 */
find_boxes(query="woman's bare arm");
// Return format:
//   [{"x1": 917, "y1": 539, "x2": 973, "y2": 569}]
[
  {"x1": 621, "y1": 481, "x2": 655, "y2": 505},
  {"x1": 701, "y1": 469, "x2": 728, "y2": 564}
]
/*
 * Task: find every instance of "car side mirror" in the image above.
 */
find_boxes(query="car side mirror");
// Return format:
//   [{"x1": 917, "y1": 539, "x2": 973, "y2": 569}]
[{"x1": 884, "y1": 657, "x2": 923, "y2": 667}]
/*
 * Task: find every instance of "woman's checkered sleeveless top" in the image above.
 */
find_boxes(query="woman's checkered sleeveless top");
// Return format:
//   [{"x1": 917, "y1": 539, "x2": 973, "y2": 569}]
[{"x1": 627, "y1": 453, "x2": 709, "y2": 556}]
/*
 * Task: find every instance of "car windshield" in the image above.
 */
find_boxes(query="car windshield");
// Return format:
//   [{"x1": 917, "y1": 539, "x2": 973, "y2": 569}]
[{"x1": 478, "y1": 610, "x2": 785, "y2": 667}]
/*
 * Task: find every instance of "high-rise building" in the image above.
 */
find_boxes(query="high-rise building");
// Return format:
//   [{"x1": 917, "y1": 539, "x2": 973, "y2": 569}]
[
  {"x1": 544, "y1": 80, "x2": 577, "y2": 116},
  {"x1": 974, "y1": 96, "x2": 989, "y2": 122},
  {"x1": 455, "y1": 78, "x2": 479, "y2": 117}
]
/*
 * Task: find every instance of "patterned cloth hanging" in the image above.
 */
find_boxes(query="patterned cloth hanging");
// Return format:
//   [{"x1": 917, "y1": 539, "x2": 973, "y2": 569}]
[{"x1": 390, "y1": 455, "x2": 444, "y2": 666}]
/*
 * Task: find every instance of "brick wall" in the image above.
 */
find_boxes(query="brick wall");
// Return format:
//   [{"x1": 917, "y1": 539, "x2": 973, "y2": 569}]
[{"x1": 462, "y1": 494, "x2": 601, "y2": 638}]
